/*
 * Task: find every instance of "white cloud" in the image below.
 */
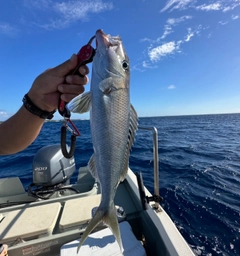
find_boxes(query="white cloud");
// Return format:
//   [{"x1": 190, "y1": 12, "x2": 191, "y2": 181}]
[
  {"x1": 140, "y1": 37, "x2": 154, "y2": 43},
  {"x1": 223, "y1": 1, "x2": 240, "y2": 12},
  {"x1": 168, "y1": 85, "x2": 176, "y2": 89},
  {"x1": 142, "y1": 61, "x2": 158, "y2": 69},
  {"x1": 160, "y1": 25, "x2": 173, "y2": 40},
  {"x1": 141, "y1": 16, "x2": 193, "y2": 43},
  {"x1": 219, "y1": 20, "x2": 228, "y2": 25},
  {"x1": 167, "y1": 15, "x2": 192, "y2": 25},
  {"x1": 160, "y1": 15, "x2": 192, "y2": 40},
  {"x1": 222, "y1": 6, "x2": 231, "y2": 12},
  {"x1": 24, "y1": 0, "x2": 113, "y2": 30},
  {"x1": 142, "y1": 24, "x2": 201, "y2": 66},
  {"x1": 160, "y1": 0, "x2": 240, "y2": 13},
  {"x1": 185, "y1": 28, "x2": 194, "y2": 41},
  {"x1": 24, "y1": 0, "x2": 51, "y2": 9},
  {"x1": 145, "y1": 25, "x2": 200, "y2": 63},
  {"x1": 0, "y1": 111, "x2": 7, "y2": 115},
  {"x1": 0, "y1": 111, "x2": 10, "y2": 121},
  {"x1": 196, "y1": 1, "x2": 240, "y2": 12},
  {"x1": 160, "y1": 0, "x2": 193, "y2": 12},
  {"x1": 132, "y1": 64, "x2": 145, "y2": 72},
  {"x1": 196, "y1": 3, "x2": 222, "y2": 11},
  {"x1": 232, "y1": 14, "x2": 239, "y2": 20},
  {"x1": 148, "y1": 41, "x2": 182, "y2": 62},
  {"x1": 0, "y1": 22, "x2": 17, "y2": 36},
  {"x1": 54, "y1": 1, "x2": 113, "y2": 21}
]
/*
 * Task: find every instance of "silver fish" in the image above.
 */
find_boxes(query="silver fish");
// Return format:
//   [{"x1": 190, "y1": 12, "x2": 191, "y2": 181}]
[{"x1": 67, "y1": 29, "x2": 138, "y2": 253}]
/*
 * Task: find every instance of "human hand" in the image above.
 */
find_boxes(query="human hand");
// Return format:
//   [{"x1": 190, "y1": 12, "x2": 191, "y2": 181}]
[{"x1": 28, "y1": 54, "x2": 89, "y2": 112}]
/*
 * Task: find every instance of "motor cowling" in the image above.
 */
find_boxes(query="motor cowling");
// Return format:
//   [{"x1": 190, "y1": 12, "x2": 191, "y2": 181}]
[{"x1": 32, "y1": 144, "x2": 75, "y2": 186}]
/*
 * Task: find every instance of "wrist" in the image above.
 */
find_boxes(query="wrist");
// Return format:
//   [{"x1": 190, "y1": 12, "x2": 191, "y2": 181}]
[{"x1": 22, "y1": 94, "x2": 56, "y2": 120}]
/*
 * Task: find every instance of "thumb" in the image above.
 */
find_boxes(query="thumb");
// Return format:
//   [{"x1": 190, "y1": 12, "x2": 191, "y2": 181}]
[{"x1": 49, "y1": 54, "x2": 78, "y2": 77}]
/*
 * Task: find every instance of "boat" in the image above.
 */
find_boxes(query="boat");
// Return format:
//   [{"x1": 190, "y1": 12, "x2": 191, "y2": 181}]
[{"x1": 0, "y1": 126, "x2": 194, "y2": 256}]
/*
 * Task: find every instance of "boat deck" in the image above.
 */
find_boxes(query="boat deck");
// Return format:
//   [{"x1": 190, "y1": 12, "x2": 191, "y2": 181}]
[{"x1": 0, "y1": 167, "x2": 194, "y2": 256}]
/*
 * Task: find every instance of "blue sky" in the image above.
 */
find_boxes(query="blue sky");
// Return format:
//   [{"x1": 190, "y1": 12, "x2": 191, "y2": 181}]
[{"x1": 0, "y1": 0, "x2": 239, "y2": 120}]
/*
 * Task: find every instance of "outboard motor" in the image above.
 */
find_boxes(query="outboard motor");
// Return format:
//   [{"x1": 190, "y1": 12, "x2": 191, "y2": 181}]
[
  {"x1": 28, "y1": 144, "x2": 77, "y2": 199},
  {"x1": 33, "y1": 144, "x2": 75, "y2": 186}
]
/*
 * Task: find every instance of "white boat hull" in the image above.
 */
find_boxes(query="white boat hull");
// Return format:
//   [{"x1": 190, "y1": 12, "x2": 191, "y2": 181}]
[{"x1": 0, "y1": 166, "x2": 194, "y2": 256}]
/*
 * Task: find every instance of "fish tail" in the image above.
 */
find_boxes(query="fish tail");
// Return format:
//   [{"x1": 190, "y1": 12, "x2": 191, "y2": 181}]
[
  {"x1": 77, "y1": 207, "x2": 103, "y2": 253},
  {"x1": 77, "y1": 202, "x2": 123, "y2": 253},
  {"x1": 104, "y1": 202, "x2": 123, "y2": 252}
]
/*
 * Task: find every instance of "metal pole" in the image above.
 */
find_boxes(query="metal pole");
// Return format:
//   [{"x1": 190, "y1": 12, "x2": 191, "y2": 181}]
[{"x1": 138, "y1": 126, "x2": 160, "y2": 208}]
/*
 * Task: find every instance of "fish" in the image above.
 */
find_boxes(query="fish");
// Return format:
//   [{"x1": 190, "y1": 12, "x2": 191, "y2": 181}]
[{"x1": 67, "y1": 29, "x2": 138, "y2": 253}]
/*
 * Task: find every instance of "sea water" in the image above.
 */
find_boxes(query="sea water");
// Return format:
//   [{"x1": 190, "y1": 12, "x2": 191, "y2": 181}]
[{"x1": 0, "y1": 113, "x2": 240, "y2": 256}]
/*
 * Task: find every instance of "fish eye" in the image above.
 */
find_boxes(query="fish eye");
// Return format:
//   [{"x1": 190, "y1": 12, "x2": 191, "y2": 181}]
[{"x1": 122, "y1": 60, "x2": 129, "y2": 70}]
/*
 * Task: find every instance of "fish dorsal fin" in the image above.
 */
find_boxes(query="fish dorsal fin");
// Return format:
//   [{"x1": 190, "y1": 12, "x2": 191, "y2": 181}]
[
  {"x1": 128, "y1": 104, "x2": 138, "y2": 150},
  {"x1": 129, "y1": 104, "x2": 138, "y2": 148},
  {"x1": 88, "y1": 154, "x2": 99, "y2": 181},
  {"x1": 120, "y1": 161, "x2": 129, "y2": 183},
  {"x1": 120, "y1": 104, "x2": 138, "y2": 182},
  {"x1": 67, "y1": 91, "x2": 92, "y2": 113}
]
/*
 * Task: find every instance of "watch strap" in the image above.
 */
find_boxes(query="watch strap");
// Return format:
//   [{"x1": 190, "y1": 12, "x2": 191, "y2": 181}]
[{"x1": 22, "y1": 94, "x2": 56, "y2": 120}]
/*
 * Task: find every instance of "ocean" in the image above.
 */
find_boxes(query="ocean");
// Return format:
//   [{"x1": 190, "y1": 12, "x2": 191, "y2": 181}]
[{"x1": 0, "y1": 113, "x2": 240, "y2": 256}]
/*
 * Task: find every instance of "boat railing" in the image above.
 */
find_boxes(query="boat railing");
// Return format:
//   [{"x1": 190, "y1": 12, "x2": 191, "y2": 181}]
[{"x1": 138, "y1": 126, "x2": 161, "y2": 209}]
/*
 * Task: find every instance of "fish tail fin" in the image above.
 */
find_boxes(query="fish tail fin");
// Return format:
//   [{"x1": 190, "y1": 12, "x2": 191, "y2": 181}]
[
  {"x1": 77, "y1": 202, "x2": 123, "y2": 253},
  {"x1": 77, "y1": 207, "x2": 103, "y2": 253},
  {"x1": 104, "y1": 202, "x2": 123, "y2": 252}
]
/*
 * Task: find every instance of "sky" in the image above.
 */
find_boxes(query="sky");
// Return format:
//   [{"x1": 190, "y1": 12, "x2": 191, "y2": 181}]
[{"x1": 0, "y1": 0, "x2": 240, "y2": 121}]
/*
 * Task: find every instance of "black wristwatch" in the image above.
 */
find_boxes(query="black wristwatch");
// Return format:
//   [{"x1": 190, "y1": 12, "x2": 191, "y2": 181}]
[{"x1": 22, "y1": 94, "x2": 56, "y2": 120}]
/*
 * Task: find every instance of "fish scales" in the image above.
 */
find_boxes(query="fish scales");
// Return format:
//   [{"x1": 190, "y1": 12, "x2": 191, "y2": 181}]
[{"x1": 67, "y1": 29, "x2": 138, "y2": 253}]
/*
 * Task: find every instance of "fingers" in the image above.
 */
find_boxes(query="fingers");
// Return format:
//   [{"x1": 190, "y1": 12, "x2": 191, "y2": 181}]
[
  {"x1": 58, "y1": 84, "x2": 85, "y2": 101},
  {"x1": 48, "y1": 55, "x2": 90, "y2": 78},
  {"x1": 79, "y1": 65, "x2": 89, "y2": 76},
  {"x1": 55, "y1": 59, "x2": 89, "y2": 103},
  {"x1": 46, "y1": 54, "x2": 90, "y2": 81},
  {"x1": 60, "y1": 93, "x2": 80, "y2": 102},
  {"x1": 61, "y1": 64, "x2": 89, "y2": 98},
  {"x1": 58, "y1": 83, "x2": 85, "y2": 94},
  {"x1": 48, "y1": 54, "x2": 78, "y2": 77},
  {"x1": 27, "y1": 53, "x2": 90, "y2": 113},
  {"x1": 66, "y1": 73, "x2": 89, "y2": 85}
]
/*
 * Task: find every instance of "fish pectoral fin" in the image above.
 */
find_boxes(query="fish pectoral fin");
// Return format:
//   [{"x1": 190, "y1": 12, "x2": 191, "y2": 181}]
[
  {"x1": 99, "y1": 77, "x2": 113, "y2": 94},
  {"x1": 67, "y1": 91, "x2": 92, "y2": 113},
  {"x1": 99, "y1": 77, "x2": 120, "y2": 94},
  {"x1": 88, "y1": 154, "x2": 99, "y2": 181}
]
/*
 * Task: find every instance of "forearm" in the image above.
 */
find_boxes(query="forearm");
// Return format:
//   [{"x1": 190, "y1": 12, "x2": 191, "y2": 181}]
[
  {"x1": 0, "y1": 106, "x2": 45, "y2": 155},
  {"x1": 0, "y1": 55, "x2": 89, "y2": 155}
]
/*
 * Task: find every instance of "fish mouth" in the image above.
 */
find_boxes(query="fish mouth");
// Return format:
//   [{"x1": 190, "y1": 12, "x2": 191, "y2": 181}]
[{"x1": 95, "y1": 29, "x2": 121, "y2": 49}]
